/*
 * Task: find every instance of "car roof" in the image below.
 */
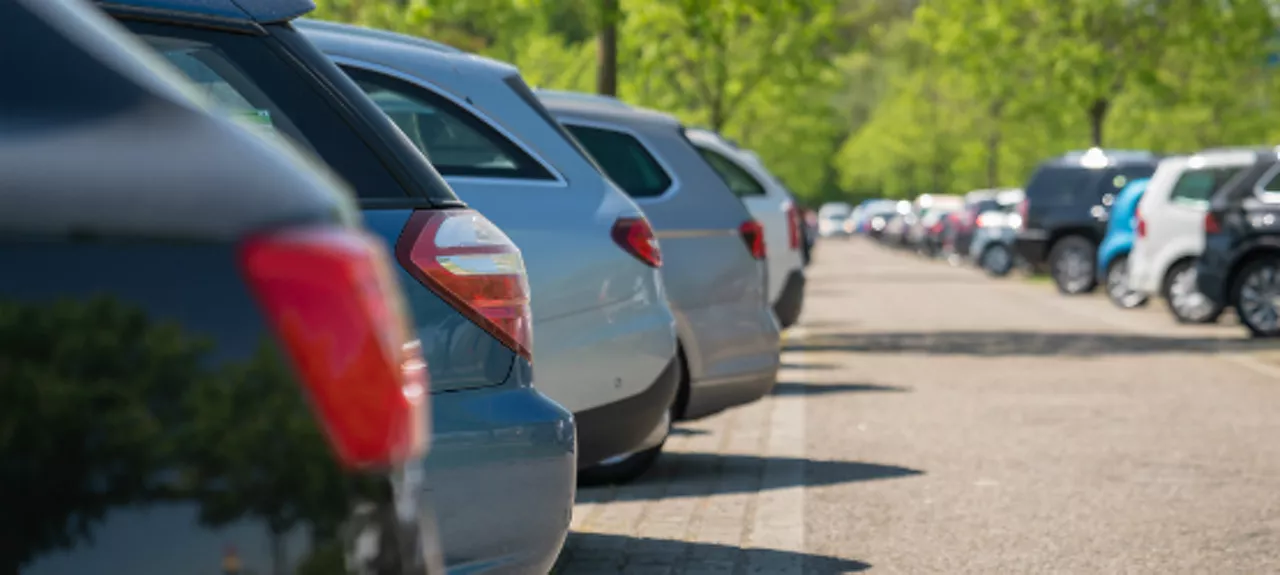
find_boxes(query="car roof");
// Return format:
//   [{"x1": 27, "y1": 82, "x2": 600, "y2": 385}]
[
  {"x1": 97, "y1": 0, "x2": 314, "y2": 23},
  {"x1": 298, "y1": 19, "x2": 518, "y2": 81},
  {"x1": 1190, "y1": 146, "x2": 1280, "y2": 167},
  {"x1": 539, "y1": 91, "x2": 679, "y2": 127},
  {"x1": 1043, "y1": 148, "x2": 1160, "y2": 169},
  {"x1": 295, "y1": 18, "x2": 462, "y2": 54}
]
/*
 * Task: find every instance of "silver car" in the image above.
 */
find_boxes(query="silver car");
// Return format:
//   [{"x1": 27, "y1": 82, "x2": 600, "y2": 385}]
[
  {"x1": 541, "y1": 93, "x2": 782, "y2": 421},
  {"x1": 298, "y1": 19, "x2": 683, "y2": 572}
]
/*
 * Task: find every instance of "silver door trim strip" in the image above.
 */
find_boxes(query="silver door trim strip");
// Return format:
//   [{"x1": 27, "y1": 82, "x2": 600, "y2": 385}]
[{"x1": 656, "y1": 229, "x2": 738, "y2": 239}]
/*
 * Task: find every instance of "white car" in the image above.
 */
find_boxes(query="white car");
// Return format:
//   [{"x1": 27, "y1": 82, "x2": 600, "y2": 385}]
[
  {"x1": 1129, "y1": 150, "x2": 1251, "y2": 323},
  {"x1": 818, "y1": 202, "x2": 853, "y2": 237},
  {"x1": 685, "y1": 128, "x2": 807, "y2": 328}
]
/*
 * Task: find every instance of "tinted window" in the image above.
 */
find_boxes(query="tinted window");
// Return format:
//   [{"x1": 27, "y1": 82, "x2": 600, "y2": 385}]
[
  {"x1": 1024, "y1": 166, "x2": 1096, "y2": 206},
  {"x1": 1170, "y1": 166, "x2": 1245, "y2": 206},
  {"x1": 696, "y1": 147, "x2": 767, "y2": 197},
  {"x1": 564, "y1": 124, "x2": 673, "y2": 197},
  {"x1": 343, "y1": 67, "x2": 554, "y2": 180},
  {"x1": 128, "y1": 24, "x2": 410, "y2": 199}
]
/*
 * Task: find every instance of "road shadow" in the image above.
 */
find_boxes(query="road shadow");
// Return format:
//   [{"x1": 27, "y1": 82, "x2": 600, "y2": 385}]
[
  {"x1": 553, "y1": 532, "x2": 870, "y2": 573},
  {"x1": 577, "y1": 453, "x2": 922, "y2": 503},
  {"x1": 783, "y1": 330, "x2": 1278, "y2": 357},
  {"x1": 772, "y1": 381, "x2": 909, "y2": 396}
]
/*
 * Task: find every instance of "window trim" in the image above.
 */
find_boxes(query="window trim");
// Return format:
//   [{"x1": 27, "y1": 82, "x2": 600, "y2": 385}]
[
  {"x1": 333, "y1": 56, "x2": 567, "y2": 189},
  {"x1": 1253, "y1": 162, "x2": 1280, "y2": 204},
  {"x1": 555, "y1": 116, "x2": 679, "y2": 201}
]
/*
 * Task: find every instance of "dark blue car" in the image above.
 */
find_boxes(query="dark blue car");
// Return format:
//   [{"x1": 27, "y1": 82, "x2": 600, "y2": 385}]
[
  {"x1": 96, "y1": 0, "x2": 577, "y2": 572},
  {"x1": 2, "y1": 0, "x2": 442, "y2": 573}
]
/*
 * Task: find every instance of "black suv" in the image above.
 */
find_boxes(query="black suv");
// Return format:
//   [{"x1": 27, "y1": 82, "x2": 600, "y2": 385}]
[
  {"x1": 1015, "y1": 149, "x2": 1159, "y2": 294},
  {"x1": 2, "y1": 0, "x2": 441, "y2": 573},
  {"x1": 1196, "y1": 147, "x2": 1280, "y2": 337}
]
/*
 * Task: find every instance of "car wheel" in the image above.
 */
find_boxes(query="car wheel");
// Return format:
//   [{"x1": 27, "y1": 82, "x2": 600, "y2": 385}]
[
  {"x1": 1233, "y1": 256, "x2": 1280, "y2": 337},
  {"x1": 1048, "y1": 236, "x2": 1097, "y2": 294},
  {"x1": 1163, "y1": 259, "x2": 1222, "y2": 324},
  {"x1": 981, "y1": 244, "x2": 1014, "y2": 277},
  {"x1": 1105, "y1": 255, "x2": 1148, "y2": 309}
]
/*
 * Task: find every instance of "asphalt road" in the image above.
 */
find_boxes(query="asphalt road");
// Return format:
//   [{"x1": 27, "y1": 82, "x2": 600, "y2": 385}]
[{"x1": 555, "y1": 238, "x2": 1280, "y2": 574}]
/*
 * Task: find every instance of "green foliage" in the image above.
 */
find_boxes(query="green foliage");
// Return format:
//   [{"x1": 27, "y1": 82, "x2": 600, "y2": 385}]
[{"x1": 309, "y1": 0, "x2": 1280, "y2": 204}]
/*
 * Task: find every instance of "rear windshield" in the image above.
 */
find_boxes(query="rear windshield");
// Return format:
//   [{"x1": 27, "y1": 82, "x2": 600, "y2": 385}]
[
  {"x1": 1170, "y1": 166, "x2": 1246, "y2": 206},
  {"x1": 563, "y1": 124, "x2": 673, "y2": 198},
  {"x1": 1024, "y1": 165, "x2": 1095, "y2": 206}
]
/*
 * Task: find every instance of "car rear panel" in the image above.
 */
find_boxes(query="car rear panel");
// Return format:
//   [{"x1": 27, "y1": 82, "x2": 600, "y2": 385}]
[{"x1": 0, "y1": 239, "x2": 438, "y2": 575}]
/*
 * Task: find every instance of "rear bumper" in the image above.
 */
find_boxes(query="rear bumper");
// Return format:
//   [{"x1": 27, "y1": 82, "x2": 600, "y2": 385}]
[
  {"x1": 683, "y1": 366, "x2": 778, "y2": 420},
  {"x1": 426, "y1": 385, "x2": 575, "y2": 575},
  {"x1": 1196, "y1": 260, "x2": 1229, "y2": 306},
  {"x1": 772, "y1": 269, "x2": 806, "y2": 329},
  {"x1": 575, "y1": 354, "x2": 681, "y2": 468},
  {"x1": 1015, "y1": 234, "x2": 1049, "y2": 269}
]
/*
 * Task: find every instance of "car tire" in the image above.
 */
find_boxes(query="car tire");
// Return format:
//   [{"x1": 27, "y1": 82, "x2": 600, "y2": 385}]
[
  {"x1": 981, "y1": 244, "x2": 1014, "y2": 277},
  {"x1": 1104, "y1": 254, "x2": 1148, "y2": 309},
  {"x1": 1048, "y1": 235, "x2": 1098, "y2": 295},
  {"x1": 1233, "y1": 255, "x2": 1280, "y2": 337},
  {"x1": 1162, "y1": 259, "x2": 1222, "y2": 324}
]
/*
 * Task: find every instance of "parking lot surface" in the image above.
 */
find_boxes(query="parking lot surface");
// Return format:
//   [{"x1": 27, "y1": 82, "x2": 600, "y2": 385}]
[{"x1": 553, "y1": 239, "x2": 1280, "y2": 574}]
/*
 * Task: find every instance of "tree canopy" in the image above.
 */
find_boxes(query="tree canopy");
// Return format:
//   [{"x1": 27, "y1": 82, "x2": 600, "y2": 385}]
[{"x1": 311, "y1": 0, "x2": 1280, "y2": 203}]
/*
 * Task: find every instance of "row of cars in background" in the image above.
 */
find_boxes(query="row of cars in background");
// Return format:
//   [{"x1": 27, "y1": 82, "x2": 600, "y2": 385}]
[
  {"x1": 7, "y1": 1, "x2": 809, "y2": 574},
  {"x1": 824, "y1": 146, "x2": 1280, "y2": 339}
]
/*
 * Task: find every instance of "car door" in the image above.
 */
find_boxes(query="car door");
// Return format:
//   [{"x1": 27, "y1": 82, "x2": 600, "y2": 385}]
[{"x1": 693, "y1": 144, "x2": 790, "y2": 304}]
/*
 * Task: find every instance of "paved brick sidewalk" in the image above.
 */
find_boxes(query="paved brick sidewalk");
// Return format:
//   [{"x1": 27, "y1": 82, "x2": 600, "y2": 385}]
[{"x1": 553, "y1": 341, "x2": 818, "y2": 575}]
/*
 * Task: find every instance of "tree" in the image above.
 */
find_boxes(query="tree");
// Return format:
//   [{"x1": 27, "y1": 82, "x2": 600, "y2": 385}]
[{"x1": 622, "y1": 0, "x2": 837, "y2": 131}]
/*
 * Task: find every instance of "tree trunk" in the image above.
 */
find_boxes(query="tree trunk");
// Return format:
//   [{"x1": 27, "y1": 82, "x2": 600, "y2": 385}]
[
  {"x1": 986, "y1": 99, "x2": 1005, "y2": 187},
  {"x1": 595, "y1": 0, "x2": 619, "y2": 96},
  {"x1": 1088, "y1": 98, "x2": 1109, "y2": 147}
]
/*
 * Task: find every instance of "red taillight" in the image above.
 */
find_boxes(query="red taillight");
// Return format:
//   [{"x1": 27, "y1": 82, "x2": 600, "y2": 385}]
[
  {"x1": 931, "y1": 221, "x2": 944, "y2": 235},
  {"x1": 1136, "y1": 205, "x2": 1146, "y2": 238},
  {"x1": 1205, "y1": 211, "x2": 1222, "y2": 234},
  {"x1": 740, "y1": 220, "x2": 767, "y2": 260},
  {"x1": 785, "y1": 203, "x2": 802, "y2": 249},
  {"x1": 239, "y1": 227, "x2": 428, "y2": 469},
  {"x1": 396, "y1": 209, "x2": 533, "y2": 362},
  {"x1": 612, "y1": 216, "x2": 662, "y2": 267}
]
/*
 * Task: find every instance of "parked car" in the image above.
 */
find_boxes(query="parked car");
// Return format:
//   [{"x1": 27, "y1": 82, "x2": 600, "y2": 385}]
[
  {"x1": 862, "y1": 202, "x2": 901, "y2": 239},
  {"x1": 101, "y1": 2, "x2": 578, "y2": 572},
  {"x1": 3, "y1": 0, "x2": 444, "y2": 573},
  {"x1": 1198, "y1": 147, "x2": 1280, "y2": 337},
  {"x1": 818, "y1": 202, "x2": 854, "y2": 238},
  {"x1": 1130, "y1": 150, "x2": 1256, "y2": 323},
  {"x1": 298, "y1": 19, "x2": 681, "y2": 485},
  {"x1": 854, "y1": 199, "x2": 900, "y2": 234},
  {"x1": 968, "y1": 193, "x2": 1026, "y2": 277},
  {"x1": 1098, "y1": 178, "x2": 1151, "y2": 309},
  {"x1": 541, "y1": 93, "x2": 783, "y2": 421},
  {"x1": 907, "y1": 195, "x2": 963, "y2": 251},
  {"x1": 1015, "y1": 148, "x2": 1160, "y2": 294},
  {"x1": 684, "y1": 128, "x2": 807, "y2": 328},
  {"x1": 882, "y1": 210, "x2": 914, "y2": 246},
  {"x1": 947, "y1": 189, "x2": 1021, "y2": 260}
]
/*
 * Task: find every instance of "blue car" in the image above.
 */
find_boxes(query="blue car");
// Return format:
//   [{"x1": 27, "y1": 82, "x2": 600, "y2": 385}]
[
  {"x1": 1098, "y1": 178, "x2": 1150, "y2": 309},
  {"x1": 101, "y1": 1, "x2": 577, "y2": 573}
]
